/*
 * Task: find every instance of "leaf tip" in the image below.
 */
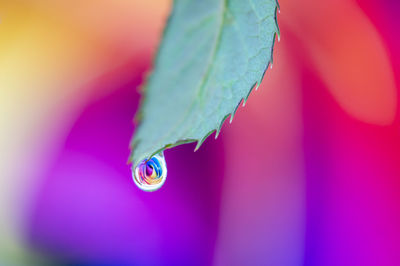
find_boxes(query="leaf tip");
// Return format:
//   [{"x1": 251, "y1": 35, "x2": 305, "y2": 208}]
[
  {"x1": 216, "y1": 114, "x2": 230, "y2": 139},
  {"x1": 194, "y1": 142, "x2": 201, "y2": 152},
  {"x1": 229, "y1": 99, "x2": 243, "y2": 123},
  {"x1": 274, "y1": 5, "x2": 281, "y2": 43},
  {"x1": 195, "y1": 129, "x2": 215, "y2": 151}
]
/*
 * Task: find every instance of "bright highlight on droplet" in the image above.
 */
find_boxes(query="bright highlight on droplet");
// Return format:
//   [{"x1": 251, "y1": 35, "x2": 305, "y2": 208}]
[{"x1": 132, "y1": 153, "x2": 167, "y2": 191}]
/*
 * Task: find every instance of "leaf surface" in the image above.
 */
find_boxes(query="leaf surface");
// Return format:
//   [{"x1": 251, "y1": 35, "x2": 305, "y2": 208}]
[{"x1": 130, "y1": 0, "x2": 279, "y2": 167}]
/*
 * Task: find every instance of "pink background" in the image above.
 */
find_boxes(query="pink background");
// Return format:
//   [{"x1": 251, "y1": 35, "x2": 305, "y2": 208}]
[{"x1": 0, "y1": 0, "x2": 399, "y2": 265}]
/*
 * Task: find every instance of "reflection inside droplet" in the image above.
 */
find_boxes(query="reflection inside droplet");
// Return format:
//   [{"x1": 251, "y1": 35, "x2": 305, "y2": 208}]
[{"x1": 132, "y1": 153, "x2": 167, "y2": 191}]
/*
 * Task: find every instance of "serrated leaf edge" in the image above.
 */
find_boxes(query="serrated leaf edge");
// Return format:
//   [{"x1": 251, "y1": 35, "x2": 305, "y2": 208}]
[{"x1": 130, "y1": 1, "x2": 280, "y2": 166}]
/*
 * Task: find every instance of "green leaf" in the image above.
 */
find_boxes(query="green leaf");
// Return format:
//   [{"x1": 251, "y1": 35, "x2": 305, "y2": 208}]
[{"x1": 130, "y1": 0, "x2": 279, "y2": 167}]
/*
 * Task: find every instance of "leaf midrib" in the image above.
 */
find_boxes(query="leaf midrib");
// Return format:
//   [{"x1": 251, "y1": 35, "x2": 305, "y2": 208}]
[{"x1": 144, "y1": 0, "x2": 227, "y2": 159}]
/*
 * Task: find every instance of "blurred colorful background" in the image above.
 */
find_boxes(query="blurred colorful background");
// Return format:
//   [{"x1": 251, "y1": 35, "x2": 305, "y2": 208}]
[{"x1": 1, "y1": 0, "x2": 399, "y2": 265}]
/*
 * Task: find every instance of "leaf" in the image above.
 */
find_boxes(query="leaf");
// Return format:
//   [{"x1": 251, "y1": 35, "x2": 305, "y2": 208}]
[{"x1": 130, "y1": 0, "x2": 280, "y2": 167}]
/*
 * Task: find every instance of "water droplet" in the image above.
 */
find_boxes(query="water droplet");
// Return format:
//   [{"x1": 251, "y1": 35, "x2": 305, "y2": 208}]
[{"x1": 132, "y1": 153, "x2": 167, "y2": 192}]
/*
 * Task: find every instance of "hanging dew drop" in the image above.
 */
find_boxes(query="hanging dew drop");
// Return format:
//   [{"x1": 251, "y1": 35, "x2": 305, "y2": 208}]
[{"x1": 132, "y1": 152, "x2": 167, "y2": 192}]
